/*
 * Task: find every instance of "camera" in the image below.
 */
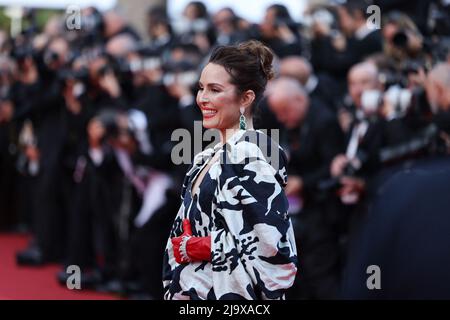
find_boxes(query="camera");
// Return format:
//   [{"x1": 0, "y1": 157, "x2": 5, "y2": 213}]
[
  {"x1": 392, "y1": 30, "x2": 409, "y2": 50},
  {"x1": 162, "y1": 70, "x2": 198, "y2": 87},
  {"x1": 123, "y1": 57, "x2": 162, "y2": 73},
  {"x1": 361, "y1": 89, "x2": 383, "y2": 116},
  {"x1": 317, "y1": 161, "x2": 359, "y2": 193},
  {"x1": 58, "y1": 67, "x2": 90, "y2": 98},
  {"x1": 174, "y1": 18, "x2": 210, "y2": 35},
  {"x1": 311, "y1": 8, "x2": 335, "y2": 29},
  {"x1": 95, "y1": 109, "x2": 125, "y2": 141},
  {"x1": 71, "y1": 8, "x2": 105, "y2": 50},
  {"x1": 162, "y1": 59, "x2": 199, "y2": 88},
  {"x1": 383, "y1": 85, "x2": 413, "y2": 120},
  {"x1": 379, "y1": 124, "x2": 443, "y2": 163},
  {"x1": 11, "y1": 44, "x2": 35, "y2": 65},
  {"x1": 97, "y1": 64, "x2": 114, "y2": 78}
]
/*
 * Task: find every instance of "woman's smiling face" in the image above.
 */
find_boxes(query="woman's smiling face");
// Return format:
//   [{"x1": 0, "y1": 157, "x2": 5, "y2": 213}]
[{"x1": 196, "y1": 63, "x2": 242, "y2": 130}]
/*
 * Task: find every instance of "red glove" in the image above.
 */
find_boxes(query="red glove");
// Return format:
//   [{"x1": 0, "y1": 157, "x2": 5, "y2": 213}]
[{"x1": 171, "y1": 219, "x2": 211, "y2": 264}]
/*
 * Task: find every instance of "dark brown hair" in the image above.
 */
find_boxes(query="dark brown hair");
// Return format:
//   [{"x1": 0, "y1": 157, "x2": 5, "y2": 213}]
[{"x1": 208, "y1": 40, "x2": 274, "y2": 112}]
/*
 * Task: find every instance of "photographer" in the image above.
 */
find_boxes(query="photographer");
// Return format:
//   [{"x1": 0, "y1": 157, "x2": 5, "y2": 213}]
[
  {"x1": 15, "y1": 36, "x2": 74, "y2": 266},
  {"x1": 331, "y1": 62, "x2": 386, "y2": 188},
  {"x1": 259, "y1": 4, "x2": 303, "y2": 58},
  {"x1": 90, "y1": 45, "x2": 191, "y2": 298},
  {"x1": 61, "y1": 111, "x2": 127, "y2": 291},
  {"x1": 0, "y1": 56, "x2": 18, "y2": 229},
  {"x1": 55, "y1": 43, "x2": 139, "y2": 290},
  {"x1": 212, "y1": 8, "x2": 249, "y2": 46},
  {"x1": 374, "y1": 0, "x2": 432, "y2": 35},
  {"x1": 146, "y1": 6, "x2": 176, "y2": 54},
  {"x1": 162, "y1": 43, "x2": 206, "y2": 158},
  {"x1": 311, "y1": 0, "x2": 383, "y2": 84},
  {"x1": 267, "y1": 78, "x2": 345, "y2": 299},
  {"x1": 382, "y1": 12, "x2": 425, "y2": 64},
  {"x1": 327, "y1": 62, "x2": 387, "y2": 264},
  {"x1": 84, "y1": 53, "x2": 130, "y2": 112},
  {"x1": 173, "y1": 1, "x2": 216, "y2": 54}
]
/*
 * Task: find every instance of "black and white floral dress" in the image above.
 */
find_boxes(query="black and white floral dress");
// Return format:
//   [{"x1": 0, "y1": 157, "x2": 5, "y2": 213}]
[{"x1": 163, "y1": 129, "x2": 298, "y2": 300}]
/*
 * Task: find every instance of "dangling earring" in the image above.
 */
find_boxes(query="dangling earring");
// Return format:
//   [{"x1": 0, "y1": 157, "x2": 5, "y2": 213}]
[{"x1": 239, "y1": 107, "x2": 246, "y2": 130}]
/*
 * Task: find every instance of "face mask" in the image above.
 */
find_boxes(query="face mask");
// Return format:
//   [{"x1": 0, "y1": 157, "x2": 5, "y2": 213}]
[{"x1": 361, "y1": 89, "x2": 382, "y2": 115}]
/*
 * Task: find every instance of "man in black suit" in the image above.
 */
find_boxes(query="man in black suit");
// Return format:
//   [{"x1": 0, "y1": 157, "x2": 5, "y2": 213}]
[
  {"x1": 331, "y1": 62, "x2": 386, "y2": 189},
  {"x1": 267, "y1": 77, "x2": 345, "y2": 299},
  {"x1": 15, "y1": 37, "x2": 72, "y2": 265},
  {"x1": 341, "y1": 157, "x2": 450, "y2": 299},
  {"x1": 328, "y1": 62, "x2": 386, "y2": 247}
]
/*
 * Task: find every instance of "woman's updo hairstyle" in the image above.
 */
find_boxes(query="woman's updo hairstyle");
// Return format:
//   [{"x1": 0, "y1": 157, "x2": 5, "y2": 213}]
[{"x1": 208, "y1": 40, "x2": 274, "y2": 112}]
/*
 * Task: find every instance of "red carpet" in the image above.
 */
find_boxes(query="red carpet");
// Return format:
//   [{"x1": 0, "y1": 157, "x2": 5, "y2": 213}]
[{"x1": 0, "y1": 233, "x2": 121, "y2": 300}]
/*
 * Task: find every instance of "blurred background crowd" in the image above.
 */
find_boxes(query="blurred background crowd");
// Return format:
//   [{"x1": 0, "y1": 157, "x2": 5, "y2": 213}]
[{"x1": 0, "y1": 0, "x2": 450, "y2": 299}]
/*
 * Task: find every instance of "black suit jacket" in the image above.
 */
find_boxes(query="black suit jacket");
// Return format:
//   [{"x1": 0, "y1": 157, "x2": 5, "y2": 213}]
[
  {"x1": 345, "y1": 116, "x2": 386, "y2": 177},
  {"x1": 311, "y1": 30, "x2": 383, "y2": 79},
  {"x1": 341, "y1": 157, "x2": 450, "y2": 299},
  {"x1": 310, "y1": 73, "x2": 343, "y2": 113},
  {"x1": 286, "y1": 103, "x2": 345, "y2": 202}
]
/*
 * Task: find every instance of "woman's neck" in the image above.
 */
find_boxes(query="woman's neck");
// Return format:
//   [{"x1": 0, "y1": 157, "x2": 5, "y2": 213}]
[{"x1": 219, "y1": 118, "x2": 254, "y2": 145}]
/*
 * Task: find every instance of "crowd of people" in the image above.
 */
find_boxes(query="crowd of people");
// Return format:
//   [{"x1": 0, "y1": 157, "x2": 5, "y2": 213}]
[{"x1": 0, "y1": 0, "x2": 449, "y2": 299}]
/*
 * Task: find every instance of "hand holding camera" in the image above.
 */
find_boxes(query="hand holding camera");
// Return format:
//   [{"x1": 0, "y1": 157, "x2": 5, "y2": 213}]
[
  {"x1": 310, "y1": 9, "x2": 334, "y2": 38},
  {"x1": 98, "y1": 67, "x2": 121, "y2": 98},
  {"x1": 330, "y1": 154, "x2": 349, "y2": 178},
  {"x1": 17, "y1": 57, "x2": 38, "y2": 85},
  {"x1": 166, "y1": 79, "x2": 192, "y2": 101},
  {"x1": 276, "y1": 23, "x2": 296, "y2": 44},
  {"x1": 0, "y1": 100, "x2": 14, "y2": 123},
  {"x1": 63, "y1": 79, "x2": 82, "y2": 115}
]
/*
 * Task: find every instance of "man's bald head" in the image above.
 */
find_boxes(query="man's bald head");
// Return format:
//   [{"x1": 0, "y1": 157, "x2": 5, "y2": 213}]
[
  {"x1": 426, "y1": 63, "x2": 450, "y2": 112},
  {"x1": 348, "y1": 61, "x2": 379, "y2": 83},
  {"x1": 267, "y1": 77, "x2": 308, "y2": 99},
  {"x1": 266, "y1": 77, "x2": 309, "y2": 129},
  {"x1": 279, "y1": 56, "x2": 312, "y2": 85},
  {"x1": 106, "y1": 34, "x2": 137, "y2": 58},
  {"x1": 103, "y1": 10, "x2": 127, "y2": 38}
]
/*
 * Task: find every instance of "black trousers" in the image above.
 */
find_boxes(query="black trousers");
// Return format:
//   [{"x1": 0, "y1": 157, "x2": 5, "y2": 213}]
[
  {"x1": 33, "y1": 163, "x2": 73, "y2": 261},
  {"x1": 0, "y1": 125, "x2": 18, "y2": 230}
]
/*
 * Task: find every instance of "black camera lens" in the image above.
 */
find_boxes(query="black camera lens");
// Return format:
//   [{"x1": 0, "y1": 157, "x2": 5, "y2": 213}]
[
  {"x1": 392, "y1": 31, "x2": 408, "y2": 49},
  {"x1": 97, "y1": 65, "x2": 111, "y2": 77}
]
